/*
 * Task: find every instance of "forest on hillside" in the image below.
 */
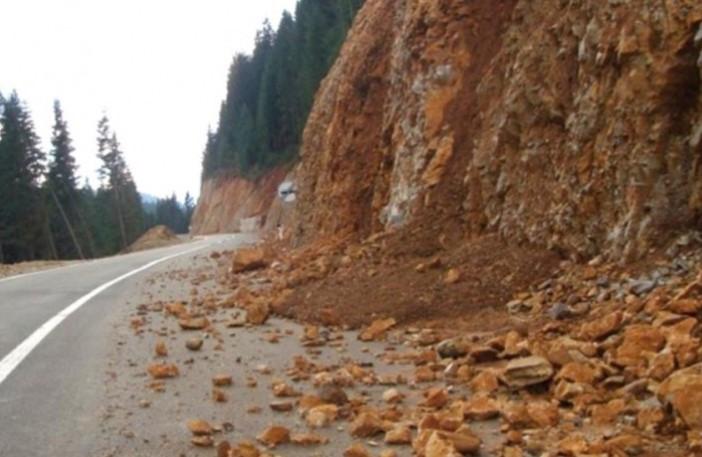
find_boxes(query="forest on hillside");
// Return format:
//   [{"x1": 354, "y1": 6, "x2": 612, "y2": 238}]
[
  {"x1": 202, "y1": 0, "x2": 364, "y2": 179},
  {"x1": 0, "y1": 92, "x2": 193, "y2": 264}
]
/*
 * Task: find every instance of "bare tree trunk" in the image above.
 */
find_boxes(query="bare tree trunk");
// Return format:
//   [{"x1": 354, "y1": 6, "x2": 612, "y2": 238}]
[
  {"x1": 51, "y1": 189, "x2": 85, "y2": 260},
  {"x1": 115, "y1": 188, "x2": 128, "y2": 250},
  {"x1": 45, "y1": 219, "x2": 58, "y2": 260}
]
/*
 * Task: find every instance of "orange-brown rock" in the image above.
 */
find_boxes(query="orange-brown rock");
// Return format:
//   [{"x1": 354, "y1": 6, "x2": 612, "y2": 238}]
[
  {"x1": 187, "y1": 419, "x2": 213, "y2": 436},
  {"x1": 179, "y1": 316, "x2": 209, "y2": 330},
  {"x1": 502, "y1": 356, "x2": 554, "y2": 388},
  {"x1": 614, "y1": 325, "x2": 666, "y2": 367},
  {"x1": 659, "y1": 366, "x2": 702, "y2": 429},
  {"x1": 343, "y1": 443, "x2": 372, "y2": 457},
  {"x1": 232, "y1": 247, "x2": 269, "y2": 274},
  {"x1": 580, "y1": 312, "x2": 624, "y2": 341},
  {"x1": 305, "y1": 404, "x2": 339, "y2": 428},
  {"x1": 290, "y1": 432, "x2": 329, "y2": 446},
  {"x1": 147, "y1": 363, "x2": 179, "y2": 379},
  {"x1": 463, "y1": 396, "x2": 500, "y2": 421},
  {"x1": 256, "y1": 425, "x2": 291, "y2": 448},
  {"x1": 350, "y1": 411, "x2": 388, "y2": 437},
  {"x1": 384, "y1": 425, "x2": 413, "y2": 444},
  {"x1": 154, "y1": 341, "x2": 168, "y2": 357},
  {"x1": 359, "y1": 318, "x2": 397, "y2": 341}
]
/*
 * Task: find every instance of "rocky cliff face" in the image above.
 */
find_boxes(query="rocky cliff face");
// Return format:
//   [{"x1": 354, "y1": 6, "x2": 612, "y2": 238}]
[
  {"x1": 191, "y1": 168, "x2": 288, "y2": 235},
  {"x1": 293, "y1": 0, "x2": 702, "y2": 261}
]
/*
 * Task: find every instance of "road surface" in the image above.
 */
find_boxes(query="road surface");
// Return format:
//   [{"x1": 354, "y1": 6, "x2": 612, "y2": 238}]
[{"x1": 0, "y1": 235, "x2": 252, "y2": 457}]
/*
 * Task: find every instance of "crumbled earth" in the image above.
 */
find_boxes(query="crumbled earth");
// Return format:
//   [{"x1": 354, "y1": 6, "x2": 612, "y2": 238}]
[
  {"x1": 0, "y1": 260, "x2": 79, "y2": 279},
  {"x1": 104, "y1": 230, "x2": 702, "y2": 456},
  {"x1": 126, "y1": 225, "x2": 182, "y2": 253}
]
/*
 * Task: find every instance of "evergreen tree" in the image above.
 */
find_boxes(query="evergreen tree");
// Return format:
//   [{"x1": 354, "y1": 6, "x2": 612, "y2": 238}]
[
  {"x1": 201, "y1": 0, "x2": 364, "y2": 179},
  {"x1": 46, "y1": 100, "x2": 88, "y2": 259},
  {"x1": 95, "y1": 115, "x2": 145, "y2": 252},
  {"x1": 0, "y1": 92, "x2": 50, "y2": 263}
]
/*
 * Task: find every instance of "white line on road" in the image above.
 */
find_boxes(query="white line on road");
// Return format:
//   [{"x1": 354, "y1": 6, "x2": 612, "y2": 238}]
[{"x1": 0, "y1": 243, "x2": 208, "y2": 387}]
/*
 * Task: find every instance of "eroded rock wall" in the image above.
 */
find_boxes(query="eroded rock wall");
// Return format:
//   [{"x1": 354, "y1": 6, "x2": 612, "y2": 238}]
[
  {"x1": 292, "y1": 0, "x2": 702, "y2": 260},
  {"x1": 191, "y1": 168, "x2": 288, "y2": 235}
]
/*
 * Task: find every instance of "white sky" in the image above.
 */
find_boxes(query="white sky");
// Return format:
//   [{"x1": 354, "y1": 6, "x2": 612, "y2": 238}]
[{"x1": 0, "y1": 0, "x2": 298, "y2": 200}]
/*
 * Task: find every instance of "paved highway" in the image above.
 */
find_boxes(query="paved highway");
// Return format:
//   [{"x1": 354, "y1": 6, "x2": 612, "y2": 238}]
[{"x1": 0, "y1": 235, "x2": 251, "y2": 457}]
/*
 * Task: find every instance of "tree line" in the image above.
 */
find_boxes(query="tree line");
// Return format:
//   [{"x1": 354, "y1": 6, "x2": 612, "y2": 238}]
[
  {"x1": 0, "y1": 91, "x2": 192, "y2": 264},
  {"x1": 202, "y1": 0, "x2": 364, "y2": 178}
]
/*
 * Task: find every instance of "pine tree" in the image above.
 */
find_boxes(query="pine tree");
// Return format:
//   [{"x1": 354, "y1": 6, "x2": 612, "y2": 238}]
[
  {"x1": 46, "y1": 100, "x2": 87, "y2": 259},
  {"x1": 0, "y1": 92, "x2": 50, "y2": 263},
  {"x1": 200, "y1": 1, "x2": 364, "y2": 180},
  {"x1": 95, "y1": 115, "x2": 145, "y2": 251}
]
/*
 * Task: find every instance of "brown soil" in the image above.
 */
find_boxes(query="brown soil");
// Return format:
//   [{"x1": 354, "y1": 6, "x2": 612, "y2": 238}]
[
  {"x1": 127, "y1": 225, "x2": 181, "y2": 253},
  {"x1": 252, "y1": 231, "x2": 561, "y2": 332}
]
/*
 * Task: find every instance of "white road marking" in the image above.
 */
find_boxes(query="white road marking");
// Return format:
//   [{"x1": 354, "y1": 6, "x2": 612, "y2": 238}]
[{"x1": 0, "y1": 244, "x2": 208, "y2": 386}]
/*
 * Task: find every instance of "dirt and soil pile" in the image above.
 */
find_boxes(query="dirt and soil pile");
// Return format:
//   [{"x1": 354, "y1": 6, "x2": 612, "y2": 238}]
[{"x1": 126, "y1": 225, "x2": 180, "y2": 253}]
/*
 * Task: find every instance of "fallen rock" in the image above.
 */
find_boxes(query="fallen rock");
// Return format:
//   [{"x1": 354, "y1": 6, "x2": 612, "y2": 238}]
[
  {"x1": 187, "y1": 419, "x2": 213, "y2": 436},
  {"x1": 579, "y1": 311, "x2": 624, "y2": 341},
  {"x1": 318, "y1": 384, "x2": 349, "y2": 405},
  {"x1": 350, "y1": 411, "x2": 387, "y2": 437},
  {"x1": 290, "y1": 432, "x2": 329, "y2": 445},
  {"x1": 385, "y1": 425, "x2": 412, "y2": 444},
  {"x1": 502, "y1": 356, "x2": 554, "y2": 388},
  {"x1": 423, "y1": 387, "x2": 449, "y2": 408},
  {"x1": 306, "y1": 404, "x2": 339, "y2": 428},
  {"x1": 147, "y1": 363, "x2": 179, "y2": 379},
  {"x1": 154, "y1": 341, "x2": 168, "y2": 357},
  {"x1": 463, "y1": 396, "x2": 500, "y2": 420},
  {"x1": 179, "y1": 316, "x2": 209, "y2": 330},
  {"x1": 382, "y1": 388, "x2": 404, "y2": 404},
  {"x1": 232, "y1": 247, "x2": 269, "y2": 274},
  {"x1": 269, "y1": 401, "x2": 294, "y2": 412},
  {"x1": 257, "y1": 425, "x2": 291, "y2": 448},
  {"x1": 658, "y1": 366, "x2": 702, "y2": 429},
  {"x1": 359, "y1": 318, "x2": 397, "y2": 341},
  {"x1": 246, "y1": 302, "x2": 270, "y2": 325},
  {"x1": 344, "y1": 443, "x2": 372, "y2": 457},
  {"x1": 437, "y1": 337, "x2": 470, "y2": 359},
  {"x1": 212, "y1": 374, "x2": 233, "y2": 387},
  {"x1": 185, "y1": 337, "x2": 203, "y2": 351},
  {"x1": 191, "y1": 435, "x2": 214, "y2": 447}
]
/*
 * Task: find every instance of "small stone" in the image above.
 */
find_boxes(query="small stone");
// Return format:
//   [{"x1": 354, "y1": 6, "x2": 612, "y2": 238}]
[
  {"x1": 470, "y1": 370, "x2": 499, "y2": 393},
  {"x1": 212, "y1": 374, "x2": 233, "y2": 387},
  {"x1": 147, "y1": 363, "x2": 179, "y2": 379},
  {"x1": 187, "y1": 419, "x2": 213, "y2": 436},
  {"x1": 185, "y1": 337, "x2": 203, "y2": 351},
  {"x1": 423, "y1": 387, "x2": 449, "y2": 408},
  {"x1": 444, "y1": 268, "x2": 461, "y2": 284},
  {"x1": 231, "y1": 247, "x2": 268, "y2": 273},
  {"x1": 385, "y1": 425, "x2": 412, "y2": 444},
  {"x1": 502, "y1": 356, "x2": 554, "y2": 388},
  {"x1": 291, "y1": 432, "x2": 329, "y2": 445},
  {"x1": 269, "y1": 401, "x2": 294, "y2": 412},
  {"x1": 179, "y1": 316, "x2": 209, "y2": 330},
  {"x1": 306, "y1": 404, "x2": 339, "y2": 428},
  {"x1": 437, "y1": 338, "x2": 469, "y2": 358},
  {"x1": 359, "y1": 318, "x2": 397, "y2": 341},
  {"x1": 344, "y1": 443, "x2": 372, "y2": 457},
  {"x1": 548, "y1": 302, "x2": 571, "y2": 320},
  {"x1": 382, "y1": 388, "x2": 404, "y2": 404},
  {"x1": 318, "y1": 384, "x2": 349, "y2": 405},
  {"x1": 212, "y1": 388, "x2": 228, "y2": 403},
  {"x1": 191, "y1": 435, "x2": 214, "y2": 447},
  {"x1": 464, "y1": 396, "x2": 500, "y2": 420},
  {"x1": 350, "y1": 411, "x2": 387, "y2": 437},
  {"x1": 658, "y1": 366, "x2": 702, "y2": 428},
  {"x1": 154, "y1": 341, "x2": 168, "y2": 357},
  {"x1": 579, "y1": 311, "x2": 623, "y2": 341},
  {"x1": 257, "y1": 425, "x2": 291, "y2": 448}
]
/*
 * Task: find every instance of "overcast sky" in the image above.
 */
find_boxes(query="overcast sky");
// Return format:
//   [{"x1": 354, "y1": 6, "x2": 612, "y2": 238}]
[{"x1": 0, "y1": 0, "x2": 298, "y2": 200}]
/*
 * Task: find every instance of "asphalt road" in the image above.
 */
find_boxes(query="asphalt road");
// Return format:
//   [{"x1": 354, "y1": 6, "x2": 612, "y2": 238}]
[{"x1": 0, "y1": 234, "x2": 252, "y2": 457}]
